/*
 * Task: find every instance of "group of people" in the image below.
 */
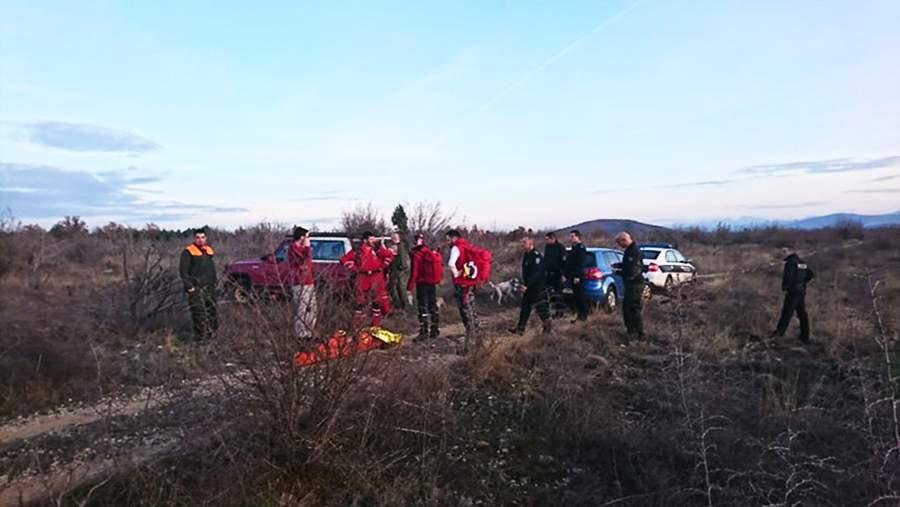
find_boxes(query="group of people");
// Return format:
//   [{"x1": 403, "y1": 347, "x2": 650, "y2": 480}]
[
  {"x1": 177, "y1": 226, "x2": 816, "y2": 347},
  {"x1": 506, "y1": 230, "x2": 648, "y2": 341}
]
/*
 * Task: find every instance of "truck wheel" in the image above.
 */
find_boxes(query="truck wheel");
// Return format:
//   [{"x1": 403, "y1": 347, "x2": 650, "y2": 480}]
[
  {"x1": 642, "y1": 284, "x2": 652, "y2": 301},
  {"x1": 664, "y1": 276, "x2": 674, "y2": 291}
]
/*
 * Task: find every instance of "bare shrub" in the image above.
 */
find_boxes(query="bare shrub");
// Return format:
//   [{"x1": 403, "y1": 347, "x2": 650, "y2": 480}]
[
  {"x1": 406, "y1": 201, "x2": 455, "y2": 242},
  {"x1": 833, "y1": 218, "x2": 865, "y2": 241},
  {"x1": 341, "y1": 203, "x2": 387, "y2": 237}
]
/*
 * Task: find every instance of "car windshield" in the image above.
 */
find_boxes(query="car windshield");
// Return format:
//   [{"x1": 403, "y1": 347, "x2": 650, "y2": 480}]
[
  {"x1": 640, "y1": 248, "x2": 662, "y2": 260},
  {"x1": 311, "y1": 239, "x2": 347, "y2": 261}
]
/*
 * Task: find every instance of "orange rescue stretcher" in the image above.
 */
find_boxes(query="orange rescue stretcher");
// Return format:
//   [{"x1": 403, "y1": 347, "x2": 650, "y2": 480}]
[{"x1": 293, "y1": 327, "x2": 403, "y2": 367}]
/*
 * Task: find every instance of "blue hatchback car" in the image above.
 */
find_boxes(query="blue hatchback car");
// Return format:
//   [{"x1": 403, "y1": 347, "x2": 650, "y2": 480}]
[{"x1": 562, "y1": 247, "x2": 625, "y2": 313}]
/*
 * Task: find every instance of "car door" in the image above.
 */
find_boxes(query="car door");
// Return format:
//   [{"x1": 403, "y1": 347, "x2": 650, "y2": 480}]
[
  {"x1": 664, "y1": 250, "x2": 682, "y2": 283},
  {"x1": 673, "y1": 249, "x2": 694, "y2": 282},
  {"x1": 604, "y1": 251, "x2": 625, "y2": 297}
]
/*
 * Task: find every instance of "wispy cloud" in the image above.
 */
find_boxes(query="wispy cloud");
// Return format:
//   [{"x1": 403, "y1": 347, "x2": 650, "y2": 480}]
[
  {"x1": 673, "y1": 178, "x2": 741, "y2": 188},
  {"x1": 9, "y1": 121, "x2": 160, "y2": 153},
  {"x1": 0, "y1": 163, "x2": 247, "y2": 222},
  {"x1": 871, "y1": 174, "x2": 900, "y2": 182},
  {"x1": 847, "y1": 188, "x2": 900, "y2": 194},
  {"x1": 741, "y1": 156, "x2": 900, "y2": 176},
  {"x1": 290, "y1": 191, "x2": 358, "y2": 202},
  {"x1": 743, "y1": 201, "x2": 827, "y2": 210}
]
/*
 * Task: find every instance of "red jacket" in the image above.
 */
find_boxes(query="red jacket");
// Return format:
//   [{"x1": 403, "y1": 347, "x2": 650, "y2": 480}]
[
  {"x1": 407, "y1": 245, "x2": 440, "y2": 291},
  {"x1": 287, "y1": 242, "x2": 315, "y2": 286},
  {"x1": 341, "y1": 243, "x2": 394, "y2": 275}
]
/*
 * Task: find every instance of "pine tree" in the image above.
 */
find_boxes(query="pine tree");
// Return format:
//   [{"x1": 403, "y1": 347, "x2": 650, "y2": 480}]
[{"x1": 391, "y1": 204, "x2": 410, "y2": 237}]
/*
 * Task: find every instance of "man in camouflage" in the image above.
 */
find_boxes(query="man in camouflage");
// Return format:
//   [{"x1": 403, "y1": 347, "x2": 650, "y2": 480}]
[{"x1": 179, "y1": 228, "x2": 218, "y2": 341}]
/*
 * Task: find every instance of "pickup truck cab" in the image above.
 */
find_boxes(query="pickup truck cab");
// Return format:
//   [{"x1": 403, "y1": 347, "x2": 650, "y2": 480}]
[{"x1": 224, "y1": 233, "x2": 353, "y2": 302}]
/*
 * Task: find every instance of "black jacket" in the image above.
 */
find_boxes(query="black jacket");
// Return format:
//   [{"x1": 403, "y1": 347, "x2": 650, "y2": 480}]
[
  {"x1": 620, "y1": 242, "x2": 645, "y2": 284},
  {"x1": 522, "y1": 249, "x2": 547, "y2": 292},
  {"x1": 543, "y1": 242, "x2": 565, "y2": 274},
  {"x1": 565, "y1": 242, "x2": 587, "y2": 279},
  {"x1": 782, "y1": 253, "x2": 814, "y2": 293},
  {"x1": 179, "y1": 244, "x2": 217, "y2": 291}
]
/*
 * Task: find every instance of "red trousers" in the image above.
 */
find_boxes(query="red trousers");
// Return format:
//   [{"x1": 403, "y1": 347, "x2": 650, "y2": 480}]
[{"x1": 354, "y1": 273, "x2": 391, "y2": 327}]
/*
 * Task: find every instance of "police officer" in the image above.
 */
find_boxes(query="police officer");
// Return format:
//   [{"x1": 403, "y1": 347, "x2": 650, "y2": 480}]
[
  {"x1": 543, "y1": 232, "x2": 565, "y2": 318},
  {"x1": 179, "y1": 228, "x2": 218, "y2": 341},
  {"x1": 615, "y1": 232, "x2": 645, "y2": 340},
  {"x1": 564, "y1": 230, "x2": 589, "y2": 322},
  {"x1": 770, "y1": 245, "x2": 815, "y2": 343},
  {"x1": 510, "y1": 236, "x2": 552, "y2": 335}
]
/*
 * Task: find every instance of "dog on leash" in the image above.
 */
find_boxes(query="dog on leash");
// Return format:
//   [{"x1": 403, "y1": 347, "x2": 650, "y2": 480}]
[{"x1": 488, "y1": 278, "x2": 523, "y2": 305}]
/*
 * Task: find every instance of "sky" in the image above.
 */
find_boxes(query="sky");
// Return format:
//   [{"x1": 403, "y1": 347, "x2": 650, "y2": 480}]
[{"x1": 1, "y1": 0, "x2": 899, "y2": 230}]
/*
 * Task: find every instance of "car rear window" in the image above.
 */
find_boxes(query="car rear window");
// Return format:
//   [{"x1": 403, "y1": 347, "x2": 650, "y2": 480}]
[
  {"x1": 640, "y1": 248, "x2": 662, "y2": 260},
  {"x1": 311, "y1": 239, "x2": 347, "y2": 261},
  {"x1": 583, "y1": 253, "x2": 598, "y2": 269}
]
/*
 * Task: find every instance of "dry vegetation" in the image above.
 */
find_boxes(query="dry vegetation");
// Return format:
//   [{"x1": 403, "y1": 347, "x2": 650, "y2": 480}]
[{"x1": 1, "y1": 214, "x2": 898, "y2": 506}]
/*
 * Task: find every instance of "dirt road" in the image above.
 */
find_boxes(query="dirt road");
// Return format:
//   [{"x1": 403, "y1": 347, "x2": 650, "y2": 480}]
[{"x1": 0, "y1": 314, "x2": 511, "y2": 506}]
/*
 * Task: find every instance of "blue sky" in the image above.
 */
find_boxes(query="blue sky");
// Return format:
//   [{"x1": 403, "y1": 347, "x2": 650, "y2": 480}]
[{"x1": 1, "y1": 0, "x2": 898, "y2": 230}]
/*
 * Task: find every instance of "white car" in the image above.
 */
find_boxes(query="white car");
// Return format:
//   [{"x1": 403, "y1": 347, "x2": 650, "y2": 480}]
[{"x1": 639, "y1": 244, "x2": 697, "y2": 291}]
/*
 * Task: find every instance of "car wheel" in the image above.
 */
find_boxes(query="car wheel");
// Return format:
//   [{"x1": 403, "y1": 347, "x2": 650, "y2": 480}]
[
  {"x1": 642, "y1": 284, "x2": 652, "y2": 300},
  {"x1": 664, "y1": 276, "x2": 674, "y2": 291},
  {"x1": 604, "y1": 288, "x2": 617, "y2": 314}
]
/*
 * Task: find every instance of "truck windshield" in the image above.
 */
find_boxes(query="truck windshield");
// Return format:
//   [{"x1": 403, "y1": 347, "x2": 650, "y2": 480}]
[{"x1": 311, "y1": 239, "x2": 347, "y2": 261}]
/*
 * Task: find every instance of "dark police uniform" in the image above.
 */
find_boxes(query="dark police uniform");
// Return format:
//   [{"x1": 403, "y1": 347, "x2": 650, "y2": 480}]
[
  {"x1": 179, "y1": 243, "x2": 218, "y2": 340},
  {"x1": 620, "y1": 242, "x2": 645, "y2": 338},
  {"x1": 773, "y1": 253, "x2": 815, "y2": 342},
  {"x1": 565, "y1": 242, "x2": 589, "y2": 321},
  {"x1": 514, "y1": 249, "x2": 551, "y2": 333},
  {"x1": 543, "y1": 241, "x2": 566, "y2": 317}
]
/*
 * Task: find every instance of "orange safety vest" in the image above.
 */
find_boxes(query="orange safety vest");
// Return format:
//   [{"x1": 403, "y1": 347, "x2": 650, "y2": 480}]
[{"x1": 185, "y1": 244, "x2": 215, "y2": 256}]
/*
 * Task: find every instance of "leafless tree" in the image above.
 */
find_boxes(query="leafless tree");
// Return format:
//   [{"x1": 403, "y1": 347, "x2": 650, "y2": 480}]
[{"x1": 406, "y1": 201, "x2": 456, "y2": 242}]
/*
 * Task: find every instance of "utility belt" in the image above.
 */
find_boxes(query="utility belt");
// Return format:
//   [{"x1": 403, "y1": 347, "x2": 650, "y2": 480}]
[{"x1": 359, "y1": 269, "x2": 383, "y2": 276}]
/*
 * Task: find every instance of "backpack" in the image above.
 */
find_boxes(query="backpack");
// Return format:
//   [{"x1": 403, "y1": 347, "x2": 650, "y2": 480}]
[
  {"x1": 421, "y1": 248, "x2": 444, "y2": 285},
  {"x1": 461, "y1": 243, "x2": 492, "y2": 284}
]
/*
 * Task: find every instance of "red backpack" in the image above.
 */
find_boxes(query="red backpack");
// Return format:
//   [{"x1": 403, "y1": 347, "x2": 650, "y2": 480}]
[
  {"x1": 461, "y1": 243, "x2": 492, "y2": 284},
  {"x1": 420, "y1": 248, "x2": 444, "y2": 285}
]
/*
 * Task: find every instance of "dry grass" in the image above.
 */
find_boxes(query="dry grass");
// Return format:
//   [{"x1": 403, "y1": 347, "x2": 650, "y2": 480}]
[{"x1": 1, "y1": 224, "x2": 899, "y2": 506}]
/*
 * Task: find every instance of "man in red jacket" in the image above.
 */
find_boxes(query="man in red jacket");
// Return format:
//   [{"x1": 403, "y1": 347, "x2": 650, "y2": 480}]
[
  {"x1": 447, "y1": 229, "x2": 479, "y2": 350},
  {"x1": 288, "y1": 226, "x2": 316, "y2": 339},
  {"x1": 407, "y1": 233, "x2": 441, "y2": 341},
  {"x1": 341, "y1": 231, "x2": 395, "y2": 328}
]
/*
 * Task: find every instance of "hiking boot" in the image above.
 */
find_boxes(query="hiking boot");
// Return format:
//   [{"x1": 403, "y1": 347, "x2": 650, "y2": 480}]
[
  {"x1": 508, "y1": 327, "x2": 525, "y2": 336},
  {"x1": 541, "y1": 322, "x2": 552, "y2": 335},
  {"x1": 430, "y1": 327, "x2": 441, "y2": 339}
]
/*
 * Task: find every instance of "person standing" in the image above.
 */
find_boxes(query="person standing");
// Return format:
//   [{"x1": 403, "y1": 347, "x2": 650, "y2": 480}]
[
  {"x1": 179, "y1": 228, "x2": 218, "y2": 341},
  {"x1": 510, "y1": 236, "x2": 552, "y2": 335},
  {"x1": 407, "y1": 233, "x2": 442, "y2": 340},
  {"x1": 615, "y1": 232, "x2": 645, "y2": 340},
  {"x1": 543, "y1": 232, "x2": 566, "y2": 318},
  {"x1": 341, "y1": 232, "x2": 395, "y2": 328},
  {"x1": 447, "y1": 229, "x2": 480, "y2": 350},
  {"x1": 770, "y1": 245, "x2": 815, "y2": 343},
  {"x1": 564, "y1": 230, "x2": 589, "y2": 322},
  {"x1": 387, "y1": 232, "x2": 410, "y2": 310},
  {"x1": 288, "y1": 226, "x2": 317, "y2": 339}
]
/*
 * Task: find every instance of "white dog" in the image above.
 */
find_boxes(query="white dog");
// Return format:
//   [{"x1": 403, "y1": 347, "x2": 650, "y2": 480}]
[{"x1": 489, "y1": 278, "x2": 523, "y2": 305}]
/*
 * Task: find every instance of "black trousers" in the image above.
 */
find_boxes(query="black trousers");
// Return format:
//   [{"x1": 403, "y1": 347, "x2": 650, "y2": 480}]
[
  {"x1": 546, "y1": 270, "x2": 564, "y2": 316},
  {"x1": 415, "y1": 283, "x2": 439, "y2": 335},
  {"x1": 517, "y1": 288, "x2": 551, "y2": 330},
  {"x1": 571, "y1": 280, "x2": 589, "y2": 320},
  {"x1": 776, "y1": 291, "x2": 810, "y2": 340},
  {"x1": 622, "y1": 282, "x2": 644, "y2": 336},
  {"x1": 188, "y1": 286, "x2": 218, "y2": 340}
]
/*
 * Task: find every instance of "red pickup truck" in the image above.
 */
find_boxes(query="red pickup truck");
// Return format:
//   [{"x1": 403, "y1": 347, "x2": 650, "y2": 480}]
[{"x1": 224, "y1": 233, "x2": 354, "y2": 302}]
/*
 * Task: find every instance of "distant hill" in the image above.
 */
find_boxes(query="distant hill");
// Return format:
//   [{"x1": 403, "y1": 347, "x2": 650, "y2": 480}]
[
  {"x1": 788, "y1": 211, "x2": 900, "y2": 229},
  {"x1": 675, "y1": 211, "x2": 900, "y2": 230},
  {"x1": 558, "y1": 218, "x2": 671, "y2": 237}
]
